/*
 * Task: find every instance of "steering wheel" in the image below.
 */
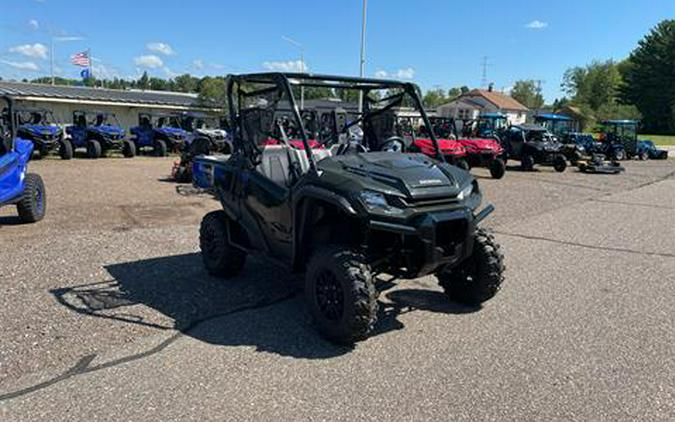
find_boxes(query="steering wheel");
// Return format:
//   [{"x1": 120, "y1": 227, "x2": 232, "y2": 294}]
[
  {"x1": 335, "y1": 141, "x2": 368, "y2": 155},
  {"x1": 380, "y1": 136, "x2": 405, "y2": 152}
]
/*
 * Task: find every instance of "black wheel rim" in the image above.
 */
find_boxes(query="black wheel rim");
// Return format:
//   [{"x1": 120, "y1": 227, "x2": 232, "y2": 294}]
[{"x1": 315, "y1": 270, "x2": 344, "y2": 321}]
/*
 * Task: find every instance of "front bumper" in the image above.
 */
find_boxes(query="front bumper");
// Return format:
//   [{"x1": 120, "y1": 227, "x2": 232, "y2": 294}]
[{"x1": 368, "y1": 204, "x2": 494, "y2": 277}]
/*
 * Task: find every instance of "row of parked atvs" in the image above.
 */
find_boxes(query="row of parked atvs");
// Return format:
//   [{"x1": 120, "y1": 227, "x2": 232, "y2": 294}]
[
  {"x1": 173, "y1": 109, "x2": 669, "y2": 185},
  {"x1": 9, "y1": 108, "x2": 230, "y2": 160}
]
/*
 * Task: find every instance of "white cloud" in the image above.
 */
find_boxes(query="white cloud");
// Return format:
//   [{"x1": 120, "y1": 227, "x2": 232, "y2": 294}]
[
  {"x1": 1, "y1": 60, "x2": 40, "y2": 71},
  {"x1": 146, "y1": 42, "x2": 175, "y2": 56},
  {"x1": 192, "y1": 59, "x2": 204, "y2": 70},
  {"x1": 395, "y1": 67, "x2": 415, "y2": 79},
  {"x1": 53, "y1": 36, "x2": 84, "y2": 42},
  {"x1": 134, "y1": 54, "x2": 164, "y2": 68},
  {"x1": 9, "y1": 43, "x2": 48, "y2": 59},
  {"x1": 28, "y1": 19, "x2": 39, "y2": 30},
  {"x1": 91, "y1": 63, "x2": 122, "y2": 80},
  {"x1": 262, "y1": 59, "x2": 307, "y2": 72},
  {"x1": 525, "y1": 20, "x2": 548, "y2": 29},
  {"x1": 374, "y1": 68, "x2": 415, "y2": 80},
  {"x1": 163, "y1": 67, "x2": 179, "y2": 78}
]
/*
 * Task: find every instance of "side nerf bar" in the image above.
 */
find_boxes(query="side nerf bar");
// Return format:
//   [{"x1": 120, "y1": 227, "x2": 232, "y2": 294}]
[{"x1": 474, "y1": 203, "x2": 494, "y2": 225}]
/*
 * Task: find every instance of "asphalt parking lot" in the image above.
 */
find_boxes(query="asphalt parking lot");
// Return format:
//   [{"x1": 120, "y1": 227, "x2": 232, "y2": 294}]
[{"x1": 1, "y1": 156, "x2": 674, "y2": 421}]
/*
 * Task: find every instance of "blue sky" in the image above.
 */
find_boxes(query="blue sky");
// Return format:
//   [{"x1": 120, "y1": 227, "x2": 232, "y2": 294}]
[{"x1": 1, "y1": 0, "x2": 672, "y2": 101}]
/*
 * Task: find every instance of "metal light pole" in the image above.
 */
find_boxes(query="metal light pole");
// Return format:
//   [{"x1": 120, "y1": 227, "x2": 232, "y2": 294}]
[
  {"x1": 282, "y1": 36, "x2": 305, "y2": 110},
  {"x1": 358, "y1": 0, "x2": 368, "y2": 113}
]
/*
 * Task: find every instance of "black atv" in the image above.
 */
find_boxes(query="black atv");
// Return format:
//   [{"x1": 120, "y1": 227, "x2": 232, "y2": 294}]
[
  {"x1": 501, "y1": 124, "x2": 567, "y2": 172},
  {"x1": 192, "y1": 73, "x2": 505, "y2": 344}
]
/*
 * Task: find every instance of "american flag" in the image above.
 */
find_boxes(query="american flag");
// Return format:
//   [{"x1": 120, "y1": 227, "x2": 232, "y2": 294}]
[{"x1": 71, "y1": 51, "x2": 90, "y2": 67}]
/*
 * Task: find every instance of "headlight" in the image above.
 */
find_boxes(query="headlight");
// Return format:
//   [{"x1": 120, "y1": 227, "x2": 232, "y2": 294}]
[
  {"x1": 360, "y1": 190, "x2": 402, "y2": 214},
  {"x1": 457, "y1": 183, "x2": 474, "y2": 201}
]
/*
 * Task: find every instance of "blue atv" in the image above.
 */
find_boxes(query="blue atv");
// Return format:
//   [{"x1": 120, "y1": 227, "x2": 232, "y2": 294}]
[
  {"x1": 637, "y1": 140, "x2": 668, "y2": 160},
  {"x1": 130, "y1": 112, "x2": 187, "y2": 156},
  {"x1": 0, "y1": 96, "x2": 46, "y2": 223},
  {"x1": 14, "y1": 107, "x2": 69, "y2": 160},
  {"x1": 65, "y1": 111, "x2": 135, "y2": 159}
]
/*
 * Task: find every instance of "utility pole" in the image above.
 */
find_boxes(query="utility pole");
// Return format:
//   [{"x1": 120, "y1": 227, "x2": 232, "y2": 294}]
[
  {"x1": 50, "y1": 38, "x2": 55, "y2": 85},
  {"x1": 358, "y1": 0, "x2": 368, "y2": 113},
  {"x1": 282, "y1": 36, "x2": 305, "y2": 110}
]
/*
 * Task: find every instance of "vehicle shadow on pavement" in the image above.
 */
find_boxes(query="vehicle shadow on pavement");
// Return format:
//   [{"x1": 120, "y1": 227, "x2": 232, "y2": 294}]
[
  {"x1": 50, "y1": 253, "x2": 479, "y2": 360},
  {"x1": 0, "y1": 215, "x2": 24, "y2": 225}
]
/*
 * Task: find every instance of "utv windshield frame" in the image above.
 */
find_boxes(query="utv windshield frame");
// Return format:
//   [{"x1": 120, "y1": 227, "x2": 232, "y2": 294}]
[{"x1": 226, "y1": 72, "x2": 444, "y2": 173}]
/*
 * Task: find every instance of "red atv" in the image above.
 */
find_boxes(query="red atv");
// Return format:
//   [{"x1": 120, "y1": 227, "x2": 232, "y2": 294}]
[
  {"x1": 394, "y1": 117, "x2": 469, "y2": 170},
  {"x1": 431, "y1": 117, "x2": 506, "y2": 179}
]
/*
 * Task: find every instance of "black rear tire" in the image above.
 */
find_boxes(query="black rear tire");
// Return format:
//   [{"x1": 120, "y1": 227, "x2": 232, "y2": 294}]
[
  {"x1": 59, "y1": 140, "x2": 73, "y2": 160},
  {"x1": 553, "y1": 155, "x2": 567, "y2": 172},
  {"x1": 305, "y1": 246, "x2": 377, "y2": 344},
  {"x1": 16, "y1": 173, "x2": 46, "y2": 223},
  {"x1": 436, "y1": 228, "x2": 504, "y2": 305},
  {"x1": 488, "y1": 157, "x2": 506, "y2": 179},
  {"x1": 154, "y1": 139, "x2": 168, "y2": 157},
  {"x1": 122, "y1": 140, "x2": 136, "y2": 158},
  {"x1": 199, "y1": 211, "x2": 246, "y2": 277},
  {"x1": 520, "y1": 154, "x2": 534, "y2": 171},
  {"x1": 86, "y1": 139, "x2": 101, "y2": 159}
]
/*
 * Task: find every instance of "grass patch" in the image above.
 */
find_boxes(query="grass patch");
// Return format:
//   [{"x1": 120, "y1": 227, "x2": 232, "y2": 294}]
[{"x1": 640, "y1": 134, "x2": 675, "y2": 145}]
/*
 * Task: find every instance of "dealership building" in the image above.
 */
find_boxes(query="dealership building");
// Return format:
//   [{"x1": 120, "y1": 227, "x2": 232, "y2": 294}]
[{"x1": 0, "y1": 81, "x2": 222, "y2": 129}]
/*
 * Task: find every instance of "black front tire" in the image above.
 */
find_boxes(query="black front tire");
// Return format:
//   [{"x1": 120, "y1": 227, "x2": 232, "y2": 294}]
[
  {"x1": 305, "y1": 246, "x2": 377, "y2": 344},
  {"x1": 613, "y1": 149, "x2": 626, "y2": 161},
  {"x1": 436, "y1": 228, "x2": 504, "y2": 305},
  {"x1": 154, "y1": 140, "x2": 168, "y2": 157},
  {"x1": 86, "y1": 139, "x2": 101, "y2": 159},
  {"x1": 17, "y1": 173, "x2": 46, "y2": 223},
  {"x1": 122, "y1": 140, "x2": 136, "y2": 158},
  {"x1": 59, "y1": 140, "x2": 73, "y2": 160},
  {"x1": 553, "y1": 155, "x2": 567, "y2": 172},
  {"x1": 199, "y1": 211, "x2": 246, "y2": 277},
  {"x1": 456, "y1": 158, "x2": 470, "y2": 171},
  {"x1": 488, "y1": 157, "x2": 506, "y2": 179}
]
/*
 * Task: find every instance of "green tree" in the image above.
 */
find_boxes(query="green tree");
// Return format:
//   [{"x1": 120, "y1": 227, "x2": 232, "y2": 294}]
[
  {"x1": 511, "y1": 80, "x2": 544, "y2": 109},
  {"x1": 422, "y1": 88, "x2": 447, "y2": 108},
  {"x1": 173, "y1": 74, "x2": 199, "y2": 93},
  {"x1": 137, "y1": 71, "x2": 150, "y2": 90},
  {"x1": 620, "y1": 19, "x2": 675, "y2": 132},
  {"x1": 198, "y1": 76, "x2": 228, "y2": 106},
  {"x1": 562, "y1": 60, "x2": 623, "y2": 111}
]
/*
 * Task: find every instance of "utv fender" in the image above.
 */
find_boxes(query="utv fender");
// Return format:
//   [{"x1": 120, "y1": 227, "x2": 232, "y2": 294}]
[
  {"x1": 292, "y1": 186, "x2": 360, "y2": 271},
  {"x1": 292, "y1": 185, "x2": 358, "y2": 216}
]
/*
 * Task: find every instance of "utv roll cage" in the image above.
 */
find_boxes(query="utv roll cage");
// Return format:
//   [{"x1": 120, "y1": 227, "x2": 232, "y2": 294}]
[
  {"x1": 15, "y1": 107, "x2": 58, "y2": 126},
  {"x1": 226, "y1": 73, "x2": 445, "y2": 172},
  {"x1": 0, "y1": 96, "x2": 17, "y2": 154},
  {"x1": 72, "y1": 110, "x2": 121, "y2": 127}
]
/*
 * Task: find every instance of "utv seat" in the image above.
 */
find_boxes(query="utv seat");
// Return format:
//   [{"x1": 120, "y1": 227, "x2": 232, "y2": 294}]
[{"x1": 257, "y1": 145, "x2": 332, "y2": 186}]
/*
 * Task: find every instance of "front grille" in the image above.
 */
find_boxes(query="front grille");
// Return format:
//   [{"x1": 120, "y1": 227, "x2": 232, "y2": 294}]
[
  {"x1": 391, "y1": 195, "x2": 458, "y2": 208},
  {"x1": 435, "y1": 220, "x2": 467, "y2": 255}
]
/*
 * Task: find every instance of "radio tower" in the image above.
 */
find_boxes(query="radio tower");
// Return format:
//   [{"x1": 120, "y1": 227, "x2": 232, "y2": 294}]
[{"x1": 480, "y1": 56, "x2": 491, "y2": 89}]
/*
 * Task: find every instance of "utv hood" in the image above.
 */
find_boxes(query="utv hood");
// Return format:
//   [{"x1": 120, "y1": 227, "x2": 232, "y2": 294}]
[
  {"x1": 22, "y1": 125, "x2": 62, "y2": 137},
  {"x1": 413, "y1": 138, "x2": 466, "y2": 157},
  {"x1": 91, "y1": 125, "x2": 125, "y2": 137},
  {"x1": 156, "y1": 127, "x2": 187, "y2": 138},
  {"x1": 458, "y1": 137, "x2": 503, "y2": 153},
  {"x1": 318, "y1": 152, "x2": 473, "y2": 200}
]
